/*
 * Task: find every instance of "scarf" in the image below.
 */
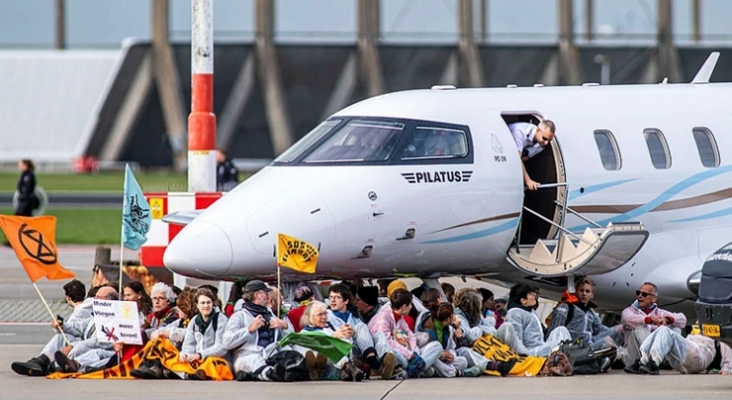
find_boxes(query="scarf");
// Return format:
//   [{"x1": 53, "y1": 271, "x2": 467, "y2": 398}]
[
  {"x1": 433, "y1": 318, "x2": 445, "y2": 348},
  {"x1": 242, "y1": 301, "x2": 274, "y2": 348},
  {"x1": 302, "y1": 322, "x2": 335, "y2": 332},
  {"x1": 632, "y1": 300, "x2": 657, "y2": 314},
  {"x1": 332, "y1": 309, "x2": 351, "y2": 324},
  {"x1": 507, "y1": 299, "x2": 534, "y2": 313},
  {"x1": 194, "y1": 311, "x2": 218, "y2": 333},
  {"x1": 148, "y1": 305, "x2": 177, "y2": 328}
]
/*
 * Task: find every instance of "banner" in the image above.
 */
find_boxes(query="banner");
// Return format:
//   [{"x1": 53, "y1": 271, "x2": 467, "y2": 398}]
[
  {"x1": 122, "y1": 164, "x2": 151, "y2": 250},
  {"x1": 0, "y1": 215, "x2": 75, "y2": 282},
  {"x1": 471, "y1": 334, "x2": 546, "y2": 377},
  {"x1": 278, "y1": 331, "x2": 352, "y2": 362},
  {"x1": 92, "y1": 299, "x2": 143, "y2": 345},
  {"x1": 47, "y1": 338, "x2": 233, "y2": 381},
  {"x1": 277, "y1": 233, "x2": 319, "y2": 274}
]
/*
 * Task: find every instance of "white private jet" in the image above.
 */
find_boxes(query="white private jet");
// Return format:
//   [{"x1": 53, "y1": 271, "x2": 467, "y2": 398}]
[{"x1": 164, "y1": 53, "x2": 730, "y2": 317}]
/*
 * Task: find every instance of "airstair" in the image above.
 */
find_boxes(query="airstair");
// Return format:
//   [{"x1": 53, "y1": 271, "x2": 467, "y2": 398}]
[{"x1": 507, "y1": 183, "x2": 649, "y2": 279}]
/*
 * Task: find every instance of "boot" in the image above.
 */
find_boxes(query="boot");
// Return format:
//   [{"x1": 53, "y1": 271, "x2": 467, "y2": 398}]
[
  {"x1": 304, "y1": 351, "x2": 319, "y2": 381},
  {"x1": 340, "y1": 361, "x2": 364, "y2": 382},
  {"x1": 11, "y1": 354, "x2": 51, "y2": 377},
  {"x1": 352, "y1": 356, "x2": 371, "y2": 379},
  {"x1": 54, "y1": 351, "x2": 80, "y2": 373},
  {"x1": 373, "y1": 353, "x2": 396, "y2": 380},
  {"x1": 131, "y1": 359, "x2": 165, "y2": 379},
  {"x1": 495, "y1": 359, "x2": 517, "y2": 377},
  {"x1": 363, "y1": 347, "x2": 382, "y2": 371}
]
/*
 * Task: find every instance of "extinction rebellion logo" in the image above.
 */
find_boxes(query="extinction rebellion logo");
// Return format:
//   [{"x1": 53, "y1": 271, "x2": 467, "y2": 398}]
[{"x1": 401, "y1": 171, "x2": 473, "y2": 184}]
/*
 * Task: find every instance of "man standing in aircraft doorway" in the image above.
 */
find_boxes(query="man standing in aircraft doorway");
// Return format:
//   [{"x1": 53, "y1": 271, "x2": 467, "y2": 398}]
[{"x1": 508, "y1": 120, "x2": 556, "y2": 190}]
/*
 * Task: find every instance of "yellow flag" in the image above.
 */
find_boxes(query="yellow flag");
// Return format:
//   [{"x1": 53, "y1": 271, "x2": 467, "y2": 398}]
[{"x1": 277, "y1": 233, "x2": 319, "y2": 274}]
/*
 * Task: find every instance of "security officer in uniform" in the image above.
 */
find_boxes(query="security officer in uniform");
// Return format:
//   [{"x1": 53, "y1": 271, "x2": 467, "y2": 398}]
[{"x1": 216, "y1": 149, "x2": 240, "y2": 191}]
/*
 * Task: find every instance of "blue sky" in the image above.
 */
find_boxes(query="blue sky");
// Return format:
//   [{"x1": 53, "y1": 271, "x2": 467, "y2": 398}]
[{"x1": 0, "y1": 0, "x2": 730, "y2": 48}]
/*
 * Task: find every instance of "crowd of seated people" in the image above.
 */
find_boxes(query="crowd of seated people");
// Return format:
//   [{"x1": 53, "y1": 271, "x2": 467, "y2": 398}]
[{"x1": 11, "y1": 277, "x2": 732, "y2": 381}]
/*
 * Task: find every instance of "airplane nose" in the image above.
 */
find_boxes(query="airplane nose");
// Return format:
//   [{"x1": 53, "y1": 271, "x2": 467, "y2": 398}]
[{"x1": 163, "y1": 220, "x2": 233, "y2": 278}]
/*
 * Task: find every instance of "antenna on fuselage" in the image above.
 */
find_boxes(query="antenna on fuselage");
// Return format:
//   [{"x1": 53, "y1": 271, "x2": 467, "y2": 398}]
[{"x1": 691, "y1": 52, "x2": 720, "y2": 84}]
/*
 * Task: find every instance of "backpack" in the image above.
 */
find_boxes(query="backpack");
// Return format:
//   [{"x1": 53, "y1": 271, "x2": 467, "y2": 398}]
[
  {"x1": 266, "y1": 350, "x2": 309, "y2": 382},
  {"x1": 559, "y1": 338, "x2": 602, "y2": 375},
  {"x1": 539, "y1": 350, "x2": 573, "y2": 377}
]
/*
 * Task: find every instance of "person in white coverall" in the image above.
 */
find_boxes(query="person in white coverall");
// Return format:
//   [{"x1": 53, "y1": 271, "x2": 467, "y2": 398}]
[{"x1": 635, "y1": 325, "x2": 732, "y2": 375}]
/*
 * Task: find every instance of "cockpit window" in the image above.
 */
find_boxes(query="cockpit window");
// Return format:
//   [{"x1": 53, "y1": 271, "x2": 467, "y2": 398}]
[
  {"x1": 400, "y1": 127, "x2": 468, "y2": 159},
  {"x1": 301, "y1": 120, "x2": 404, "y2": 163},
  {"x1": 273, "y1": 119, "x2": 341, "y2": 163}
]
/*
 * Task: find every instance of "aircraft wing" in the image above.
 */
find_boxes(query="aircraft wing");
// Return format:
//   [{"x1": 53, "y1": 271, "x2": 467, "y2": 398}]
[{"x1": 162, "y1": 210, "x2": 203, "y2": 226}]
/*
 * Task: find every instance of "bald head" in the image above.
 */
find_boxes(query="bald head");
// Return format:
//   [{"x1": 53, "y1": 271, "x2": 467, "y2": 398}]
[{"x1": 96, "y1": 286, "x2": 119, "y2": 301}]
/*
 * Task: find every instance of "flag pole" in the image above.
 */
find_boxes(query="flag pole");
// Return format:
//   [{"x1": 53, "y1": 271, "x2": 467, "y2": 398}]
[
  {"x1": 33, "y1": 282, "x2": 71, "y2": 346},
  {"x1": 119, "y1": 166, "x2": 127, "y2": 297}
]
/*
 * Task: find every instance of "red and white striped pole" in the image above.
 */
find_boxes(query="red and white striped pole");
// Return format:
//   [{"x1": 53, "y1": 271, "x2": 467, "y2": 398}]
[{"x1": 188, "y1": 0, "x2": 216, "y2": 193}]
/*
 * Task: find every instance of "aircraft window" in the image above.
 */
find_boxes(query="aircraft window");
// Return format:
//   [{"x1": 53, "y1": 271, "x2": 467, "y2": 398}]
[
  {"x1": 400, "y1": 127, "x2": 468, "y2": 160},
  {"x1": 692, "y1": 127, "x2": 720, "y2": 168},
  {"x1": 593, "y1": 130, "x2": 621, "y2": 171},
  {"x1": 643, "y1": 129, "x2": 671, "y2": 169},
  {"x1": 274, "y1": 119, "x2": 341, "y2": 163},
  {"x1": 302, "y1": 120, "x2": 404, "y2": 163}
]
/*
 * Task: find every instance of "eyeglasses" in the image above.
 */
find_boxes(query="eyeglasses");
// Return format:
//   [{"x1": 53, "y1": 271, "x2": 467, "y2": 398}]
[
  {"x1": 152, "y1": 296, "x2": 167, "y2": 301},
  {"x1": 636, "y1": 290, "x2": 656, "y2": 298},
  {"x1": 329, "y1": 295, "x2": 343, "y2": 301},
  {"x1": 316, "y1": 312, "x2": 328, "y2": 317}
]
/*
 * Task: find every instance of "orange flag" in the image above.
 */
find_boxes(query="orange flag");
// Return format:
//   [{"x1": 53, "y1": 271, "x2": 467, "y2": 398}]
[{"x1": 0, "y1": 215, "x2": 75, "y2": 282}]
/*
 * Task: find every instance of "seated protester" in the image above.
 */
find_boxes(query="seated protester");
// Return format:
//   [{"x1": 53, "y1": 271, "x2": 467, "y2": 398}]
[
  {"x1": 440, "y1": 282, "x2": 456, "y2": 304},
  {"x1": 386, "y1": 280, "x2": 426, "y2": 332},
  {"x1": 268, "y1": 287, "x2": 289, "y2": 320},
  {"x1": 144, "y1": 282, "x2": 179, "y2": 338},
  {"x1": 496, "y1": 283, "x2": 571, "y2": 357},
  {"x1": 11, "y1": 280, "x2": 93, "y2": 377},
  {"x1": 298, "y1": 301, "x2": 365, "y2": 382},
  {"x1": 546, "y1": 278, "x2": 623, "y2": 351},
  {"x1": 369, "y1": 288, "x2": 442, "y2": 378},
  {"x1": 478, "y1": 288, "x2": 497, "y2": 319},
  {"x1": 123, "y1": 281, "x2": 153, "y2": 323},
  {"x1": 198, "y1": 284, "x2": 223, "y2": 311},
  {"x1": 441, "y1": 289, "x2": 513, "y2": 376},
  {"x1": 328, "y1": 284, "x2": 396, "y2": 380},
  {"x1": 356, "y1": 286, "x2": 381, "y2": 325},
  {"x1": 179, "y1": 288, "x2": 229, "y2": 379},
  {"x1": 50, "y1": 287, "x2": 120, "y2": 374},
  {"x1": 493, "y1": 297, "x2": 507, "y2": 329},
  {"x1": 222, "y1": 280, "x2": 292, "y2": 381},
  {"x1": 629, "y1": 325, "x2": 732, "y2": 375},
  {"x1": 454, "y1": 290, "x2": 496, "y2": 348},
  {"x1": 224, "y1": 281, "x2": 245, "y2": 317},
  {"x1": 621, "y1": 282, "x2": 687, "y2": 372},
  {"x1": 151, "y1": 286, "x2": 197, "y2": 346},
  {"x1": 415, "y1": 289, "x2": 479, "y2": 378},
  {"x1": 288, "y1": 285, "x2": 315, "y2": 332}
]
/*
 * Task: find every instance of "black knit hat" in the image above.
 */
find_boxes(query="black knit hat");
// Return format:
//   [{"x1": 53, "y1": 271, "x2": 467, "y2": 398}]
[{"x1": 358, "y1": 286, "x2": 379, "y2": 307}]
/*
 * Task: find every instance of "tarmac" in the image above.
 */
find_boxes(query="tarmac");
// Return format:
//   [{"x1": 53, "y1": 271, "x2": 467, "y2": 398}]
[{"x1": 1, "y1": 246, "x2": 731, "y2": 399}]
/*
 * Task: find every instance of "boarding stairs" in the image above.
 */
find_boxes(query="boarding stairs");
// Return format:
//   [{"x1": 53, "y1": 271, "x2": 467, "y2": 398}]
[{"x1": 507, "y1": 184, "x2": 649, "y2": 279}]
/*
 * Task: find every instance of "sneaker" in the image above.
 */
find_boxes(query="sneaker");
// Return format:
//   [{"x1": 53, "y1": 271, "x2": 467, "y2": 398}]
[
  {"x1": 421, "y1": 366, "x2": 435, "y2": 378},
  {"x1": 304, "y1": 351, "x2": 319, "y2": 381},
  {"x1": 639, "y1": 360, "x2": 660, "y2": 375},
  {"x1": 496, "y1": 359, "x2": 517, "y2": 377},
  {"x1": 462, "y1": 365, "x2": 484, "y2": 377},
  {"x1": 623, "y1": 359, "x2": 642, "y2": 374},
  {"x1": 53, "y1": 351, "x2": 80, "y2": 373}
]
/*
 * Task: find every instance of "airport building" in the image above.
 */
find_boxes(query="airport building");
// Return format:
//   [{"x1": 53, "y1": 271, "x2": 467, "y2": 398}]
[{"x1": 1, "y1": 0, "x2": 731, "y2": 169}]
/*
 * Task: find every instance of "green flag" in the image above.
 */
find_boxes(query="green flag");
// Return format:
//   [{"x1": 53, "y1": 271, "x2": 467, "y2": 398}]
[{"x1": 278, "y1": 331, "x2": 353, "y2": 362}]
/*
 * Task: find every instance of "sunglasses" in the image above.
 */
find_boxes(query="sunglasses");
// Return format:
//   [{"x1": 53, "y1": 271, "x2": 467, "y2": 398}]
[{"x1": 636, "y1": 290, "x2": 656, "y2": 298}]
